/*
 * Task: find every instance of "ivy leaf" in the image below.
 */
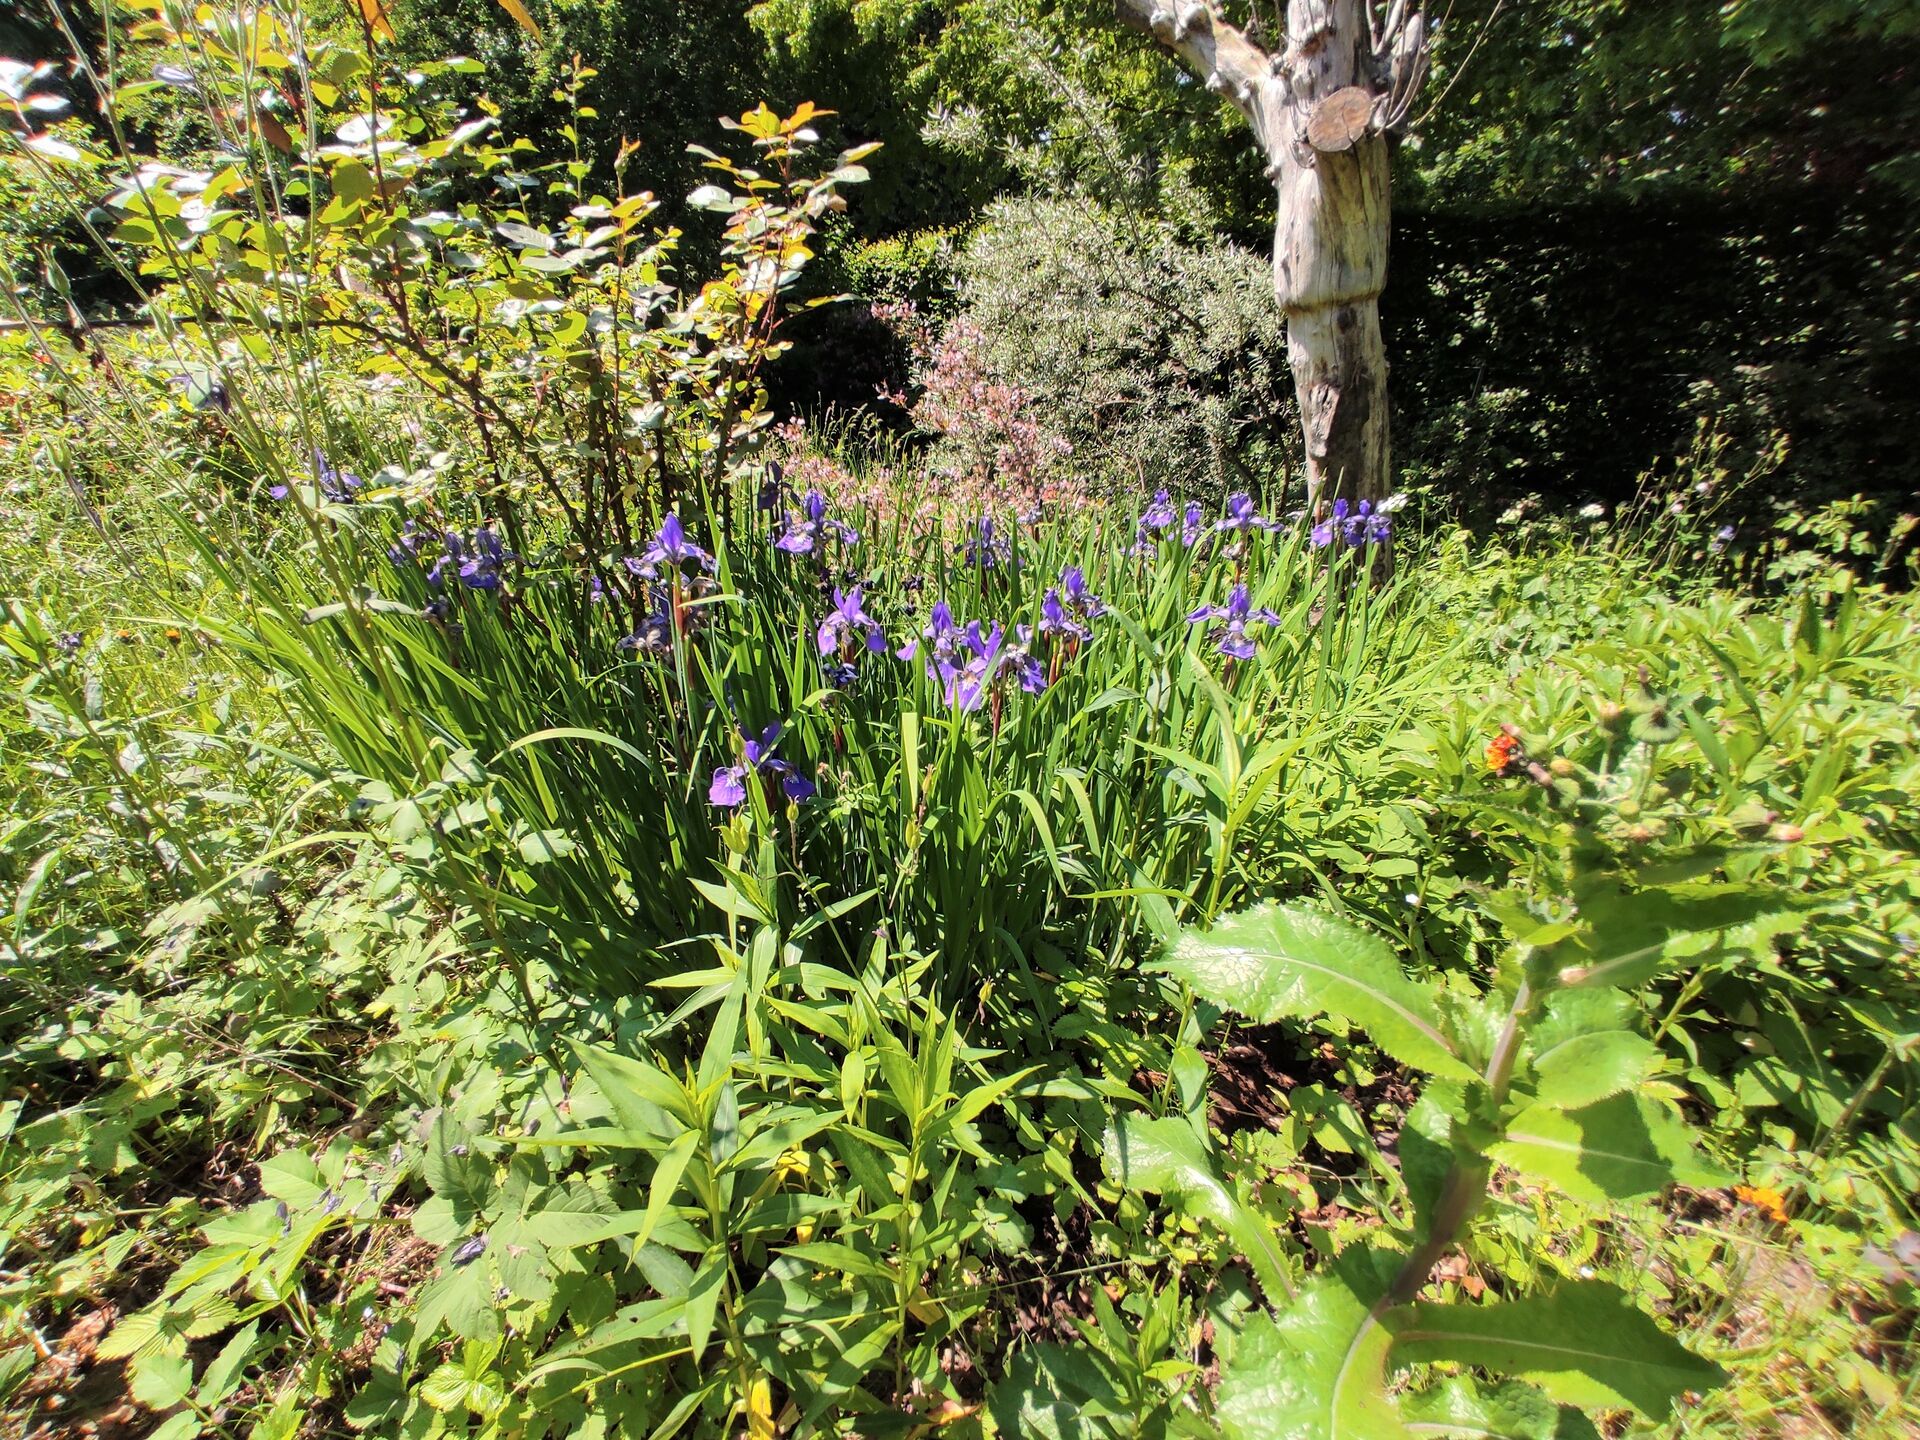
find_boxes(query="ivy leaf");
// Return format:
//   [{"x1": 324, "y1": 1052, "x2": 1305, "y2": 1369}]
[
  {"x1": 1401, "y1": 1378, "x2": 1601, "y2": 1438},
  {"x1": 1216, "y1": 1256, "x2": 1411, "y2": 1440},
  {"x1": 1103, "y1": 1115, "x2": 1293, "y2": 1304},
  {"x1": 1154, "y1": 904, "x2": 1475, "y2": 1081},
  {"x1": 1394, "y1": 1281, "x2": 1725, "y2": 1421},
  {"x1": 1491, "y1": 1093, "x2": 1730, "y2": 1204}
]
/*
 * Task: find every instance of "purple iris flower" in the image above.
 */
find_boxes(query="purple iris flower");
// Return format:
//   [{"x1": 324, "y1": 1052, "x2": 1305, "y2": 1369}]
[
  {"x1": 709, "y1": 766, "x2": 748, "y2": 808},
  {"x1": 1012, "y1": 625, "x2": 1047, "y2": 694},
  {"x1": 774, "y1": 490, "x2": 858, "y2": 555},
  {"x1": 1214, "y1": 492, "x2": 1277, "y2": 536},
  {"x1": 1182, "y1": 502, "x2": 1204, "y2": 547},
  {"x1": 1134, "y1": 489, "x2": 1175, "y2": 553},
  {"x1": 1060, "y1": 565, "x2": 1103, "y2": 617},
  {"x1": 901, "y1": 604, "x2": 1045, "y2": 707},
  {"x1": 636, "y1": 513, "x2": 714, "y2": 579},
  {"x1": 710, "y1": 723, "x2": 816, "y2": 809},
  {"x1": 271, "y1": 449, "x2": 362, "y2": 502},
  {"x1": 1038, "y1": 588, "x2": 1088, "y2": 642},
  {"x1": 1311, "y1": 498, "x2": 1392, "y2": 549},
  {"x1": 899, "y1": 600, "x2": 962, "y2": 676},
  {"x1": 427, "y1": 526, "x2": 514, "y2": 591},
  {"x1": 458, "y1": 526, "x2": 510, "y2": 590},
  {"x1": 1187, "y1": 584, "x2": 1282, "y2": 660},
  {"x1": 757, "y1": 462, "x2": 786, "y2": 513},
  {"x1": 1039, "y1": 564, "x2": 1103, "y2": 645},
  {"x1": 961, "y1": 517, "x2": 1011, "y2": 570},
  {"x1": 616, "y1": 587, "x2": 674, "y2": 656},
  {"x1": 817, "y1": 585, "x2": 886, "y2": 660},
  {"x1": 948, "y1": 620, "x2": 1047, "y2": 710},
  {"x1": 387, "y1": 520, "x2": 425, "y2": 568},
  {"x1": 950, "y1": 622, "x2": 1006, "y2": 711}
]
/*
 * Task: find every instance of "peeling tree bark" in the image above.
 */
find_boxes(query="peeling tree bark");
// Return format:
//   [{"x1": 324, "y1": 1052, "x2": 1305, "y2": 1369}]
[{"x1": 1113, "y1": 0, "x2": 1431, "y2": 516}]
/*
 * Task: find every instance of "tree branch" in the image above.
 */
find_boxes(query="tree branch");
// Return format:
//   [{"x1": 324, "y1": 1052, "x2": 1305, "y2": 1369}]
[{"x1": 1113, "y1": 1, "x2": 1276, "y2": 124}]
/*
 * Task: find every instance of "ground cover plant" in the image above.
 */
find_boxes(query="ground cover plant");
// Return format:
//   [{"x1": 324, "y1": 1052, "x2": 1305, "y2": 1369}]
[{"x1": 2, "y1": 4, "x2": 1918, "y2": 1439}]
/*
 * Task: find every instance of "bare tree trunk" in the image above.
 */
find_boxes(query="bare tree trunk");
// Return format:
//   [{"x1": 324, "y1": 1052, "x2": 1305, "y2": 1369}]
[{"x1": 1113, "y1": 0, "x2": 1429, "y2": 514}]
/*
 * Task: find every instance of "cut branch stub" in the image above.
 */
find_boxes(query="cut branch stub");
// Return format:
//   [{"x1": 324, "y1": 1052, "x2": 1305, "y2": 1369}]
[{"x1": 1306, "y1": 85, "x2": 1374, "y2": 153}]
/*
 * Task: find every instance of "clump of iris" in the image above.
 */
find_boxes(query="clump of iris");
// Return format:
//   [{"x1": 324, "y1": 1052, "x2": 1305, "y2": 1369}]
[
  {"x1": 1038, "y1": 565, "x2": 1103, "y2": 646},
  {"x1": 428, "y1": 525, "x2": 514, "y2": 592},
  {"x1": 1309, "y1": 498, "x2": 1391, "y2": 549},
  {"x1": 899, "y1": 603, "x2": 1043, "y2": 712},
  {"x1": 960, "y1": 516, "x2": 1013, "y2": 571}
]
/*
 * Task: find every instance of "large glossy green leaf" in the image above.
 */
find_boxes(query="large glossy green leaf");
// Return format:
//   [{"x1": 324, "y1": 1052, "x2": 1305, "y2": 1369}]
[
  {"x1": 1527, "y1": 1029, "x2": 1658, "y2": 1109},
  {"x1": 1394, "y1": 1282, "x2": 1725, "y2": 1421},
  {"x1": 1102, "y1": 1116, "x2": 1292, "y2": 1303},
  {"x1": 1401, "y1": 1378, "x2": 1600, "y2": 1438},
  {"x1": 1526, "y1": 993, "x2": 1660, "y2": 1111},
  {"x1": 1550, "y1": 882, "x2": 1816, "y2": 991},
  {"x1": 1154, "y1": 904, "x2": 1474, "y2": 1081},
  {"x1": 1491, "y1": 1093, "x2": 1730, "y2": 1204},
  {"x1": 1216, "y1": 1260, "x2": 1411, "y2": 1440}
]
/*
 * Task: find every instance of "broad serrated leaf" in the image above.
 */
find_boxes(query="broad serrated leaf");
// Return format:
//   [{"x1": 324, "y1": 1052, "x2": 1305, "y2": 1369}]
[
  {"x1": 1492, "y1": 1093, "x2": 1729, "y2": 1204},
  {"x1": 1551, "y1": 882, "x2": 1815, "y2": 991},
  {"x1": 1526, "y1": 1029, "x2": 1659, "y2": 1110},
  {"x1": 1216, "y1": 1258, "x2": 1411, "y2": 1440},
  {"x1": 418, "y1": 1362, "x2": 471, "y2": 1412},
  {"x1": 130, "y1": 1351, "x2": 194, "y2": 1410},
  {"x1": 1155, "y1": 904, "x2": 1474, "y2": 1081},
  {"x1": 1393, "y1": 1282, "x2": 1725, "y2": 1421},
  {"x1": 1103, "y1": 1116, "x2": 1292, "y2": 1304}
]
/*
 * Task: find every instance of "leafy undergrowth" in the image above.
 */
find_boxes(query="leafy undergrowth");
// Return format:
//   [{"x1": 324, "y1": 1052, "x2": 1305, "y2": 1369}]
[
  {"x1": 2, "y1": 9, "x2": 1916, "y2": 1434},
  {"x1": 4, "y1": 510, "x2": 1916, "y2": 1438}
]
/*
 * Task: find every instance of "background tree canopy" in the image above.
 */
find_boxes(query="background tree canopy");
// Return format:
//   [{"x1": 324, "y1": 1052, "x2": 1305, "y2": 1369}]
[{"x1": 6, "y1": 0, "x2": 1915, "y2": 515}]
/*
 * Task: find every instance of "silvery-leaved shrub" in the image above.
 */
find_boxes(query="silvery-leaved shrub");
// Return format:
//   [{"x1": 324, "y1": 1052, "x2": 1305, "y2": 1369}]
[{"x1": 943, "y1": 195, "x2": 1297, "y2": 501}]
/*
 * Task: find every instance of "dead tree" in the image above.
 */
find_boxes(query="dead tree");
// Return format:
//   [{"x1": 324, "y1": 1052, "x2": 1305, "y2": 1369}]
[{"x1": 1113, "y1": 1, "x2": 1431, "y2": 513}]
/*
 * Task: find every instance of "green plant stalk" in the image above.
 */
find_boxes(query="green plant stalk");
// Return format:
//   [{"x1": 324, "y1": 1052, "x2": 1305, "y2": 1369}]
[{"x1": 1387, "y1": 978, "x2": 1533, "y2": 1306}]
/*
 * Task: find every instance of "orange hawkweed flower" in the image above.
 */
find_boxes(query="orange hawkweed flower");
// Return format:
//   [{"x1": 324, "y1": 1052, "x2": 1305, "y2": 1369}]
[
  {"x1": 1734, "y1": 1183, "x2": 1791, "y2": 1224},
  {"x1": 1485, "y1": 733, "x2": 1521, "y2": 773}
]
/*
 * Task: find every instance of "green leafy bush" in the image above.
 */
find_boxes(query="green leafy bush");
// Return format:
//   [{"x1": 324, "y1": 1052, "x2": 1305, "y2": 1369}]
[{"x1": 941, "y1": 196, "x2": 1295, "y2": 500}]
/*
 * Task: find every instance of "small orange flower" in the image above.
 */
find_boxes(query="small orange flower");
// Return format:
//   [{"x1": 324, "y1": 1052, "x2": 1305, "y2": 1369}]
[
  {"x1": 1734, "y1": 1183, "x2": 1790, "y2": 1224},
  {"x1": 163, "y1": 628, "x2": 184, "y2": 644},
  {"x1": 1485, "y1": 733, "x2": 1521, "y2": 773}
]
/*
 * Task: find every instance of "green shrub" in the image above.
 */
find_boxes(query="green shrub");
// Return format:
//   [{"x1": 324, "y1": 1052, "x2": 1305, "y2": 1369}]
[{"x1": 946, "y1": 195, "x2": 1296, "y2": 500}]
